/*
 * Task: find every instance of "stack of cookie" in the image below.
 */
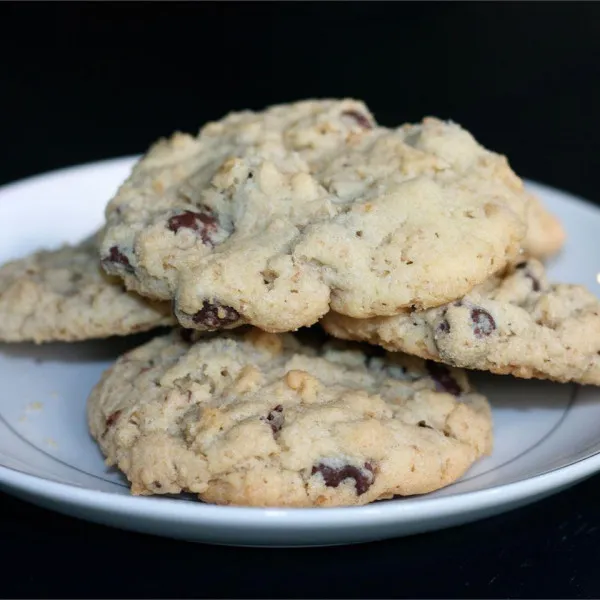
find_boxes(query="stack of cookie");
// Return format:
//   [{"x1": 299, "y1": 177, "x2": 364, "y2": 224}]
[{"x1": 2, "y1": 99, "x2": 597, "y2": 508}]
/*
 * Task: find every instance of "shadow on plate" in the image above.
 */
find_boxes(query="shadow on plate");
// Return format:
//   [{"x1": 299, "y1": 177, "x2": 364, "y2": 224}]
[
  {"x1": 470, "y1": 371, "x2": 578, "y2": 412},
  {"x1": 0, "y1": 328, "x2": 172, "y2": 364}
]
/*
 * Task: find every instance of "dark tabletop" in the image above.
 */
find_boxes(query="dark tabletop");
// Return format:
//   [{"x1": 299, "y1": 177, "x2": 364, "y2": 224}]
[{"x1": 1, "y1": 3, "x2": 600, "y2": 598}]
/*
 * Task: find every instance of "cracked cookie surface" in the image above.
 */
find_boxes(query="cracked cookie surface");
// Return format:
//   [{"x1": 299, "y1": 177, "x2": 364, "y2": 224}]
[
  {"x1": 0, "y1": 234, "x2": 174, "y2": 343},
  {"x1": 323, "y1": 259, "x2": 600, "y2": 385},
  {"x1": 100, "y1": 99, "x2": 534, "y2": 332},
  {"x1": 87, "y1": 328, "x2": 492, "y2": 507}
]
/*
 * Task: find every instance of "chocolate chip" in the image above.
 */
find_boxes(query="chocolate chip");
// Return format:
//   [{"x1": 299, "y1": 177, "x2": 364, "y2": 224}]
[
  {"x1": 103, "y1": 246, "x2": 133, "y2": 273},
  {"x1": 191, "y1": 301, "x2": 240, "y2": 329},
  {"x1": 167, "y1": 209, "x2": 219, "y2": 246},
  {"x1": 418, "y1": 420, "x2": 433, "y2": 429},
  {"x1": 528, "y1": 275, "x2": 541, "y2": 292},
  {"x1": 102, "y1": 409, "x2": 122, "y2": 437},
  {"x1": 515, "y1": 262, "x2": 541, "y2": 291},
  {"x1": 426, "y1": 361, "x2": 462, "y2": 396},
  {"x1": 106, "y1": 410, "x2": 122, "y2": 427},
  {"x1": 437, "y1": 319, "x2": 450, "y2": 334},
  {"x1": 342, "y1": 110, "x2": 373, "y2": 129},
  {"x1": 311, "y1": 461, "x2": 375, "y2": 495},
  {"x1": 261, "y1": 405, "x2": 284, "y2": 434},
  {"x1": 470, "y1": 307, "x2": 496, "y2": 338},
  {"x1": 436, "y1": 306, "x2": 451, "y2": 335},
  {"x1": 521, "y1": 270, "x2": 541, "y2": 291},
  {"x1": 153, "y1": 481, "x2": 162, "y2": 489}
]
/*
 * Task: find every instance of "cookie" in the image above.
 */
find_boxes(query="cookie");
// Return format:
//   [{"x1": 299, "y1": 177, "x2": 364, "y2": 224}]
[
  {"x1": 100, "y1": 100, "x2": 531, "y2": 333},
  {"x1": 323, "y1": 259, "x2": 600, "y2": 385},
  {"x1": 0, "y1": 234, "x2": 174, "y2": 343},
  {"x1": 88, "y1": 328, "x2": 492, "y2": 507},
  {"x1": 522, "y1": 192, "x2": 565, "y2": 259}
]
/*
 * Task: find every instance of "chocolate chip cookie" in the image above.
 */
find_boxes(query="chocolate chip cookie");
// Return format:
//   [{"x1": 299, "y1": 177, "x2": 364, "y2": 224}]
[
  {"x1": 100, "y1": 99, "x2": 534, "y2": 333},
  {"x1": 0, "y1": 233, "x2": 174, "y2": 343},
  {"x1": 88, "y1": 328, "x2": 492, "y2": 507},
  {"x1": 323, "y1": 259, "x2": 600, "y2": 385}
]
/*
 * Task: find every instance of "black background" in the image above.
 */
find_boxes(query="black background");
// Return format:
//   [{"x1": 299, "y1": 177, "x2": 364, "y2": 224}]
[{"x1": 1, "y1": 2, "x2": 600, "y2": 598}]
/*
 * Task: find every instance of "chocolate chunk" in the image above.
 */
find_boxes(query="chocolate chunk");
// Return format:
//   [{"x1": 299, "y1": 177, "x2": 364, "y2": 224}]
[
  {"x1": 311, "y1": 461, "x2": 375, "y2": 495},
  {"x1": 418, "y1": 420, "x2": 433, "y2": 429},
  {"x1": 261, "y1": 405, "x2": 284, "y2": 434},
  {"x1": 342, "y1": 110, "x2": 373, "y2": 129},
  {"x1": 426, "y1": 361, "x2": 462, "y2": 396},
  {"x1": 103, "y1": 246, "x2": 133, "y2": 273},
  {"x1": 167, "y1": 210, "x2": 219, "y2": 246},
  {"x1": 191, "y1": 301, "x2": 240, "y2": 329},
  {"x1": 470, "y1": 307, "x2": 496, "y2": 338}
]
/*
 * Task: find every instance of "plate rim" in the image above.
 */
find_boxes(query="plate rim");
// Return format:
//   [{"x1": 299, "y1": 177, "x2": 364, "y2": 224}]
[
  {"x1": 1, "y1": 157, "x2": 600, "y2": 530},
  {"x1": 0, "y1": 445, "x2": 599, "y2": 527}
]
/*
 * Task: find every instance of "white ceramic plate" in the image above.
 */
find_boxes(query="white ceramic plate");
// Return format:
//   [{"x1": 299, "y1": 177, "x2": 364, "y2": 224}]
[{"x1": 0, "y1": 157, "x2": 599, "y2": 547}]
